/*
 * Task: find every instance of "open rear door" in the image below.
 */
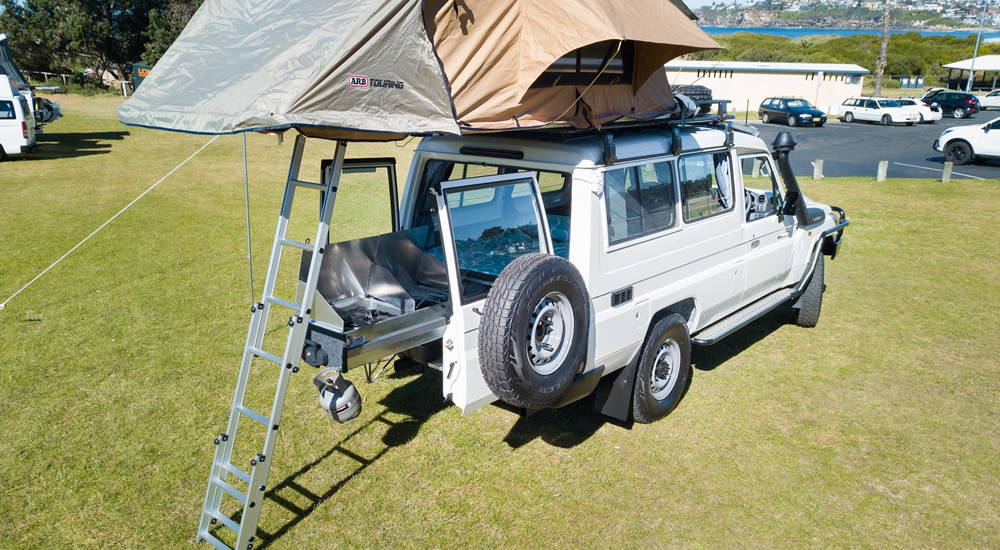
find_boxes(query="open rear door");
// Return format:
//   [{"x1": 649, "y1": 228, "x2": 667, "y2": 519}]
[{"x1": 434, "y1": 172, "x2": 553, "y2": 413}]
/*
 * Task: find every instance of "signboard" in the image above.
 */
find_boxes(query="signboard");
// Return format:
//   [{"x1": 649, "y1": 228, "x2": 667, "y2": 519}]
[{"x1": 133, "y1": 63, "x2": 152, "y2": 89}]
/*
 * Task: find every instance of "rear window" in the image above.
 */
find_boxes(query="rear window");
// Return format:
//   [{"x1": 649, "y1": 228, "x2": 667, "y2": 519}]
[{"x1": 0, "y1": 100, "x2": 14, "y2": 120}]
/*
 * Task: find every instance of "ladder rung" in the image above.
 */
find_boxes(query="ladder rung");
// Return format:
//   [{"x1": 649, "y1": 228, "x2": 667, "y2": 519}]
[
  {"x1": 248, "y1": 347, "x2": 283, "y2": 366},
  {"x1": 211, "y1": 478, "x2": 247, "y2": 504},
  {"x1": 212, "y1": 512, "x2": 241, "y2": 534},
  {"x1": 223, "y1": 463, "x2": 251, "y2": 484},
  {"x1": 235, "y1": 405, "x2": 270, "y2": 427},
  {"x1": 200, "y1": 531, "x2": 233, "y2": 550},
  {"x1": 291, "y1": 179, "x2": 326, "y2": 191},
  {"x1": 278, "y1": 238, "x2": 313, "y2": 251},
  {"x1": 265, "y1": 296, "x2": 303, "y2": 312}
]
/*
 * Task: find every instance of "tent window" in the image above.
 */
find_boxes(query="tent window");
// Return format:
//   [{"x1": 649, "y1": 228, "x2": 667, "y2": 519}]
[{"x1": 530, "y1": 40, "x2": 634, "y2": 88}]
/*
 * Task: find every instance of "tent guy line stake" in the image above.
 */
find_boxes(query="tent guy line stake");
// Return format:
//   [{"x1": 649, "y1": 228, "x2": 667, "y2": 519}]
[
  {"x1": 0, "y1": 135, "x2": 220, "y2": 312},
  {"x1": 243, "y1": 132, "x2": 255, "y2": 305}
]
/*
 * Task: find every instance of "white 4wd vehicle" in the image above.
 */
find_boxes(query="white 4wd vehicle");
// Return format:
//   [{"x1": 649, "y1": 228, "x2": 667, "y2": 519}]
[
  {"x1": 839, "y1": 97, "x2": 920, "y2": 125},
  {"x1": 934, "y1": 115, "x2": 1000, "y2": 165},
  {"x1": 298, "y1": 116, "x2": 848, "y2": 423},
  {"x1": 0, "y1": 77, "x2": 36, "y2": 161}
]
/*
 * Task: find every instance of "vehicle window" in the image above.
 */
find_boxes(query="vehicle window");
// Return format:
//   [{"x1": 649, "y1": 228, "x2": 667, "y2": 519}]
[
  {"x1": 866, "y1": 100, "x2": 878, "y2": 109},
  {"x1": 990, "y1": 120, "x2": 1000, "y2": 130},
  {"x1": 679, "y1": 152, "x2": 734, "y2": 223},
  {"x1": 740, "y1": 156, "x2": 783, "y2": 222},
  {"x1": 878, "y1": 100, "x2": 901, "y2": 108},
  {"x1": 444, "y1": 178, "x2": 545, "y2": 302},
  {"x1": 0, "y1": 100, "x2": 13, "y2": 119},
  {"x1": 786, "y1": 99, "x2": 811, "y2": 109},
  {"x1": 604, "y1": 160, "x2": 677, "y2": 245}
]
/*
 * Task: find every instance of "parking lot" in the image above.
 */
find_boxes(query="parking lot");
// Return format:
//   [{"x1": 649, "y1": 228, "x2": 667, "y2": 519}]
[{"x1": 750, "y1": 111, "x2": 1000, "y2": 180}]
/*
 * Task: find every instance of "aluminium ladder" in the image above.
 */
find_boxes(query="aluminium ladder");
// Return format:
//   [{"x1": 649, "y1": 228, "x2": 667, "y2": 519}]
[{"x1": 197, "y1": 135, "x2": 346, "y2": 550}]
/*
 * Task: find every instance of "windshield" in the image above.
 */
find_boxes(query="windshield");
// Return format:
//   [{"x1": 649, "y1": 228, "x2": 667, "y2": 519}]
[
  {"x1": 878, "y1": 100, "x2": 902, "y2": 108},
  {"x1": 786, "y1": 99, "x2": 813, "y2": 109}
]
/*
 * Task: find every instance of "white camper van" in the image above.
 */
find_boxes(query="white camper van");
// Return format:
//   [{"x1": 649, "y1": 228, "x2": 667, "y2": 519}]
[{"x1": 1, "y1": 77, "x2": 36, "y2": 161}]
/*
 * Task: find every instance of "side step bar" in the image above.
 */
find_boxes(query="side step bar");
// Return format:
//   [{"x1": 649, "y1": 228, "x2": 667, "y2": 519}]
[{"x1": 692, "y1": 287, "x2": 797, "y2": 346}]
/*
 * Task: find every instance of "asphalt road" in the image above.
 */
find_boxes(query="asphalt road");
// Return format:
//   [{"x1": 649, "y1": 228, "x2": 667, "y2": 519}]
[{"x1": 747, "y1": 111, "x2": 1000, "y2": 180}]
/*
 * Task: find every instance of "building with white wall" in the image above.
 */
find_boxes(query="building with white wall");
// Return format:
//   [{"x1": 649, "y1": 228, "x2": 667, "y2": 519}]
[{"x1": 665, "y1": 61, "x2": 870, "y2": 115}]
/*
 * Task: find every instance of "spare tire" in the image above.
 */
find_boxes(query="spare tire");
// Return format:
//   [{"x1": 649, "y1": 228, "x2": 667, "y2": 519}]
[{"x1": 478, "y1": 254, "x2": 590, "y2": 409}]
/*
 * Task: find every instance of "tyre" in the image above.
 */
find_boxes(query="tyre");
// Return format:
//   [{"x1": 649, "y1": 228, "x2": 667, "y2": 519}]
[
  {"x1": 881, "y1": 114, "x2": 891, "y2": 125},
  {"x1": 794, "y1": 255, "x2": 824, "y2": 328},
  {"x1": 632, "y1": 314, "x2": 691, "y2": 424},
  {"x1": 905, "y1": 122, "x2": 913, "y2": 126},
  {"x1": 787, "y1": 116, "x2": 797, "y2": 127},
  {"x1": 953, "y1": 108, "x2": 966, "y2": 119},
  {"x1": 478, "y1": 253, "x2": 590, "y2": 410},
  {"x1": 843, "y1": 112, "x2": 854, "y2": 123},
  {"x1": 919, "y1": 113, "x2": 925, "y2": 123},
  {"x1": 944, "y1": 141, "x2": 973, "y2": 165},
  {"x1": 761, "y1": 112, "x2": 769, "y2": 123},
  {"x1": 815, "y1": 121, "x2": 824, "y2": 127},
  {"x1": 0, "y1": 145, "x2": 6, "y2": 162}
]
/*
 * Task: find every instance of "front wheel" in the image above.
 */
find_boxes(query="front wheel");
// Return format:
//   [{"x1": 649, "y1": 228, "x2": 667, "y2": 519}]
[
  {"x1": 787, "y1": 116, "x2": 797, "y2": 127},
  {"x1": 632, "y1": 314, "x2": 691, "y2": 424},
  {"x1": 881, "y1": 114, "x2": 891, "y2": 126},
  {"x1": 843, "y1": 112, "x2": 854, "y2": 123},
  {"x1": 794, "y1": 255, "x2": 824, "y2": 328},
  {"x1": 815, "y1": 121, "x2": 825, "y2": 127},
  {"x1": 944, "y1": 141, "x2": 973, "y2": 165},
  {"x1": 953, "y1": 108, "x2": 967, "y2": 119}
]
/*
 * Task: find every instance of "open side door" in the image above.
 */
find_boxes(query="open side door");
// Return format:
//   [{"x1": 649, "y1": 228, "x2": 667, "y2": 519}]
[{"x1": 434, "y1": 172, "x2": 553, "y2": 413}]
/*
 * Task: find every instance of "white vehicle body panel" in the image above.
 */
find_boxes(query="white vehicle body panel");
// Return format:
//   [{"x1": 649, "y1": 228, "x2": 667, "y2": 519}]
[
  {"x1": 897, "y1": 98, "x2": 943, "y2": 123},
  {"x1": 838, "y1": 97, "x2": 920, "y2": 124},
  {"x1": 978, "y1": 90, "x2": 1000, "y2": 110}
]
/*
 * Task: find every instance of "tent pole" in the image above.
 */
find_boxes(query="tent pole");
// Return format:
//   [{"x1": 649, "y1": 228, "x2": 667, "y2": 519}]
[{"x1": 243, "y1": 132, "x2": 255, "y2": 304}]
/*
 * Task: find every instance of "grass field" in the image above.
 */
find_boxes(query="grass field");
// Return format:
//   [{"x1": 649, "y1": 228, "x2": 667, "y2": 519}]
[{"x1": 1, "y1": 96, "x2": 998, "y2": 549}]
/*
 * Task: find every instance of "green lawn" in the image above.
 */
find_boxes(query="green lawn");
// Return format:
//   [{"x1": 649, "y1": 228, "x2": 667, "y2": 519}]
[{"x1": 1, "y1": 96, "x2": 998, "y2": 549}]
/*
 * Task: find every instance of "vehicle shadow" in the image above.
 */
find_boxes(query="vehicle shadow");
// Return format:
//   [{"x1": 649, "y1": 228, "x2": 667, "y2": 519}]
[
  {"x1": 691, "y1": 307, "x2": 791, "y2": 372},
  {"x1": 926, "y1": 155, "x2": 1000, "y2": 167},
  {"x1": 232, "y1": 367, "x2": 448, "y2": 549},
  {"x1": 500, "y1": 397, "x2": 631, "y2": 449},
  {"x1": 29, "y1": 131, "x2": 129, "y2": 159}
]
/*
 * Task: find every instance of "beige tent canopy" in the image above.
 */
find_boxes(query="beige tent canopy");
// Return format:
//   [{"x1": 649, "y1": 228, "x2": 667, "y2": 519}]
[{"x1": 118, "y1": 0, "x2": 720, "y2": 140}]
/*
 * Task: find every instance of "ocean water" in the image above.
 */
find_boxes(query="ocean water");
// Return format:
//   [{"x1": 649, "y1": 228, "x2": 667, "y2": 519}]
[{"x1": 701, "y1": 26, "x2": 1000, "y2": 40}]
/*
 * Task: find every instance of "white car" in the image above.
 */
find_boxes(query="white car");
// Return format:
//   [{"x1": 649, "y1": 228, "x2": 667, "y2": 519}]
[
  {"x1": 838, "y1": 97, "x2": 921, "y2": 125},
  {"x1": 933, "y1": 116, "x2": 1000, "y2": 165},
  {"x1": 0, "y1": 77, "x2": 36, "y2": 161},
  {"x1": 978, "y1": 89, "x2": 1000, "y2": 110},
  {"x1": 897, "y1": 97, "x2": 943, "y2": 123}
]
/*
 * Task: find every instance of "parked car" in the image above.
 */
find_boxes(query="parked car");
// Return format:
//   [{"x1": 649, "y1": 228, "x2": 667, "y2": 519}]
[
  {"x1": 758, "y1": 97, "x2": 827, "y2": 127},
  {"x1": 920, "y1": 89, "x2": 980, "y2": 118},
  {"x1": 838, "y1": 97, "x2": 920, "y2": 125},
  {"x1": 0, "y1": 77, "x2": 36, "y2": 161},
  {"x1": 896, "y1": 97, "x2": 942, "y2": 123},
  {"x1": 978, "y1": 89, "x2": 1000, "y2": 110},
  {"x1": 933, "y1": 115, "x2": 1000, "y2": 165}
]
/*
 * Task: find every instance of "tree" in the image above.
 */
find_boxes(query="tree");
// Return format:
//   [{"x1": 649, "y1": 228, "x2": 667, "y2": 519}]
[
  {"x1": 0, "y1": 0, "x2": 165, "y2": 79},
  {"x1": 142, "y1": 0, "x2": 202, "y2": 66}
]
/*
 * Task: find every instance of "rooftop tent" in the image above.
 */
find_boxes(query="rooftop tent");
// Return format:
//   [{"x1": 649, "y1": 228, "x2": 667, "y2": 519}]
[
  {"x1": 0, "y1": 33, "x2": 30, "y2": 90},
  {"x1": 118, "y1": 0, "x2": 721, "y2": 140}
]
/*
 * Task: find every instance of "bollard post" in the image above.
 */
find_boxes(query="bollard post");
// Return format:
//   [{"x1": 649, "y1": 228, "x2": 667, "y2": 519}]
[
  {"x1": 876, "y1": 160, "x2": 888, "y2": 182},
  {"x1": 813, "y1": 159, "x2": 824, "y2": 180},
  {"x1": 942, "y1": 162, "x2": 953, "y2": 183}
]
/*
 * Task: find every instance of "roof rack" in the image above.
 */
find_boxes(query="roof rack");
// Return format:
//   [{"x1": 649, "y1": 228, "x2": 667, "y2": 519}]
[{"x1": 465, "y1": 99, "x2": 734, "y2": 141}]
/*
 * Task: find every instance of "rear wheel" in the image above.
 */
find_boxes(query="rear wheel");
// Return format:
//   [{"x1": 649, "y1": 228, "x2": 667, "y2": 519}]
[
  {"x1": 0, "y1": 145, "x2": 6, "y2": 162},
  {"x1": 761, "y1": 112, "x2": 770, "y2": 123},
  {"x1": 944, "y1": 141, "x2": 973, "y2": 165},
  {"x1": 881, "y1": 114, "x2": 891, "y2": 125},
  {"x1": 953, "y1": 107, "x2": 967, "y2": 119},
  {"x1": 843, "y1": 112, "x2": 854, "y2": 123},
  {"x1": 632, "y1": 314, "x2": 691, "y2": 424}
]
